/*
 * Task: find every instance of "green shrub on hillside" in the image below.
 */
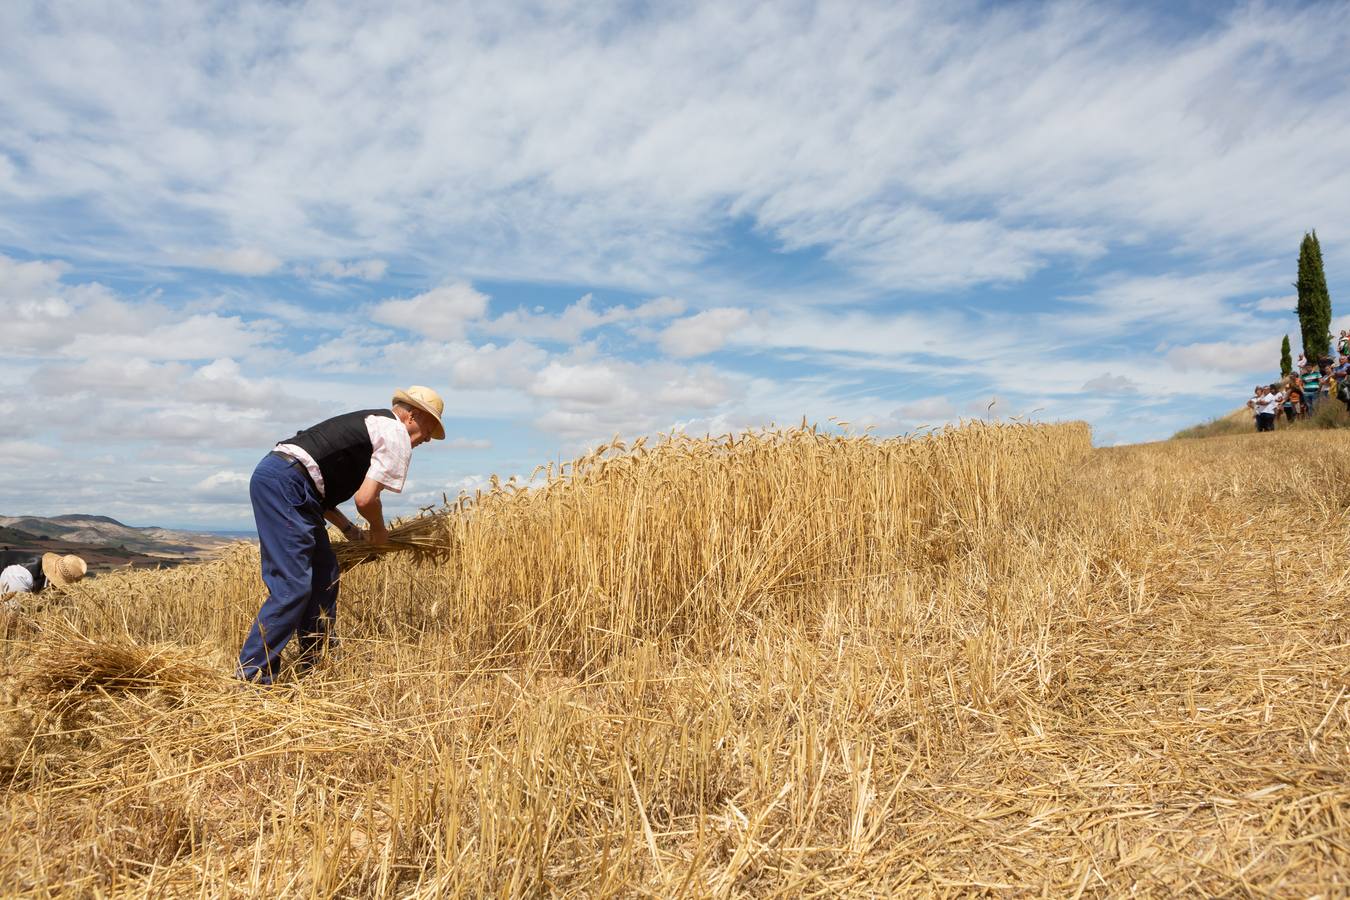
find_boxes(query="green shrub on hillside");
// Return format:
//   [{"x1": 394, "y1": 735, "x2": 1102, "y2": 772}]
[{"x1": 1305, "y1": 399, "x2": 1350, "y2": 429}]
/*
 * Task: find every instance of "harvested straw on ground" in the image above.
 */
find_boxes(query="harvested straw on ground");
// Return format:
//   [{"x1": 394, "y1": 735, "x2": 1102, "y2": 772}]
[{"x1": 3, "y1": 420, "x2": 1348, "y2": 896}]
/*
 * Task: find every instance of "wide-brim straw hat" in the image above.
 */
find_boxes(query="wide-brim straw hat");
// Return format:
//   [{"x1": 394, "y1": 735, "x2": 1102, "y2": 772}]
[
  {"x1": 392, "y1": 385, "x2": 446, "y2": 441},
  {"x1": 41, "y1": 553, "x2": 87, "y2": 588}
]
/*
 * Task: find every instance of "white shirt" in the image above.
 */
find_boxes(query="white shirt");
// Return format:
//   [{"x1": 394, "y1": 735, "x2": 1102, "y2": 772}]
[
  {"x1": 1250, "y1": 392, "x2": 1283, "y2": 415},
  {"x1": 363, "y1": 414, "x2": 412, "y2": 492},
  {"x1": 276, "y1": 414, "x2": 412, "y2": 498},
  {"x1": 1, "y1": 564, "x2": 34, "y2": 597}
]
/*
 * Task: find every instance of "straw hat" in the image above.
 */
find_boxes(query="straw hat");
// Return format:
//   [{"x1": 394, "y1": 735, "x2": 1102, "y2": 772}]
[
  {"x1": 391, "y1": 385, "x2": 446, "y2": 441},
  {"x1": 41, "y1": 553, "x2": 87, "y2": 588}
]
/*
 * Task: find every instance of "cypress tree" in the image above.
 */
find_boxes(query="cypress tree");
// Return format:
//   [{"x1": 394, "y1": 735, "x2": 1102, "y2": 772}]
[
  {"x1": 1280, "y1": 334, "x2": 1292, "y2": 377},
  {"x1": 1295, "y1": 231, "x2": 1333, "y2": 363}
]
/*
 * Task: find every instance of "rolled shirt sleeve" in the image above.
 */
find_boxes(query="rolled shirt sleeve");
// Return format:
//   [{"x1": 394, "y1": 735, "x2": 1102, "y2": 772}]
[{"x1": 364, "y1": 414, "x2": 413, "y2": 492}]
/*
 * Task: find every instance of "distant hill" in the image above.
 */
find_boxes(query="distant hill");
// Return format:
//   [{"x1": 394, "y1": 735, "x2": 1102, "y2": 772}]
[
  {"x1": 0, "y1": 525, "x2": 46, "y2": 544},
  {"x1": 0, "y1": 514, "x2": 250, "y2": 574},
  {"x1": 51, "y1": 513, "x2": 126, "y2": 525}
]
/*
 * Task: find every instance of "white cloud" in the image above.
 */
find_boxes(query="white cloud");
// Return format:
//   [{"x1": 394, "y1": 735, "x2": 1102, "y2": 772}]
[
  {"x1": 898, "y1": 397, "x2": 956, "y2": 421},
  {"x1": 310, "y1": 258, "x2": 388, "y2": 281},
  {"x1": 659, "y1": 308, "x2": 751, "y2": 357},
  {"x1": 530, "y1": 361, "x2": 628, "y2": 405},
  {"x1": 444, "y1": 437, "x2": 491, "y2": 449},
  {"x1": 0, "y1": 254, "x2": 280, "y2": 362},
  {"x1": 292, "y1": 325, "x2": 397, "y2": 372},
  {"x1": 1250, "y1": 294, "x2": 1297, "y2": 314},
  {"x1": 3, "y1": 6, "x2": 1349, "y2": 523},
  {"x1": 65, "y1": 312, "x2": 276, "y2": 362},
  {"x1": 0, "y1": 254, "x2": 69, "y2": 298},
  {"x1": 1082, "y1": 373, "x2": 1140, "y2": 395},
  {"x1": 526, "y1": 355, "x2": 739, "y2": 440},
  {"x1": 4, "y1": 4, "x2": 1348, "y2": 293},
  {"x1": 1166, "y1": 338, "x2": 1282, "y2": 375},
  {"x1": 192, "y1": 470, "x2": 251, "y2": 502},
  {"x1": 656, "y1": 367, "x2": 735, "y2": 409},
  {"x1": 635, "y1": 296, "x2": 685, "y2": 318},
  {"x1": 0, "y1": 255, "x2": 334, "y2": 481},
  {"x1": 35, "y1": 356, "x2": 189, "y2": 397},
  {"x1": 732, "y1": 307, "x2": 956, "y2": 358},
  {"x1": 482, "y1": 293, "x2": 686, "y2": 343},
  {"x1": 667, "y1": 410, "x2": 762, "y2": 438},
  {"x1": 136, "y1": 448, "x2": 231, "y2": 467},
  {"x1": 450, "y1": 340, "x2": 547, "y2": 389},
  {"x1": 371, "y1": 283, "x2": 489, "y2": 340},
  {"x1": 0, "y1": 440, "x2": 51, "y2": 463},
  {"x1": 865, "y1": 396, "x2": 959, "y2": 433},
  {"x1": 195, "y1": 247, "x2": 283, "y2": 276},
  {"x1": 1055, "y1": 269, "x2": 1274, "y2": 335},
  {"x1": 187, "y1": 357, "x2": 286, "y2": 407},
  {"x1": 965, "y1": 397, "x2": 1002, "y2": 418},
  {"x1": 110, "y1": 405, "x2": 277, "y2": 448}
]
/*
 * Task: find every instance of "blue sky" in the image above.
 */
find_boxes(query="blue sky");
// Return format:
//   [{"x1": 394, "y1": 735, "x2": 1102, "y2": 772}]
[{"x1": 2, "y1": 0, "x2": 1349, "y2": 529}]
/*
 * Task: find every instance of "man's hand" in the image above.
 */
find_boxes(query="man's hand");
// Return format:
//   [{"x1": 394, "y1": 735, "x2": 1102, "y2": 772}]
[
  {"x1": 367, "y1": 522, "x2": 390, "y2": 546},
  {"x1": 354, "y1": 477, "x2": 390, "y2": 546},
  {"x1": 325, "y1": 509, "x2": 364, "y2": 542}
]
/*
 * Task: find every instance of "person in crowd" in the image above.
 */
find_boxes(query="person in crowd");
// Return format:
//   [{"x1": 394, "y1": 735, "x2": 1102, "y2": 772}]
[
  {"x1": 1296, "y1": 372, "x2": 1313, "y2": 416},
  {"x1": 1336, "y1": 364, "x2": 1350, "y2": 413},
  {"x1": 1264, "y1": 383, "x2": 1285, "y2": 431},
  {"x1": 1300, "y1": 362, "x2": 1322, "y2": 414},
  {"x1": 1335, "y1": 355, "x2": 1350, "y2": 380},
  {"x1": 1247, "y1": 384, "x2": 1282, "y2": 433},
  {"x1": 0, "y1": 552, "x2": 87, "y2": 610},
  {"x1": 1282, "y1": 382, "x2": 1302, "y2": 424},
  {"x1": 1338, "y1": 330, "x2": 1350, "y2": 358},
  {"x1": 237, "y1": 386, "x2": 446, "y2": 685}
]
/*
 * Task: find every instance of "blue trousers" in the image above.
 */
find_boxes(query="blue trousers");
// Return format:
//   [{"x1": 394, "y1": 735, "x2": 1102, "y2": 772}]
[{"x1": 237, "y1": 452, "x2": 340, "y2": 684}]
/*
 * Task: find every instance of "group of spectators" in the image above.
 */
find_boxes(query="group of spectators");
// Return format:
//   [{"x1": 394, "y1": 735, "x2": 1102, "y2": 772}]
[{"x1": 1247, "y1": 331, "x2": 1350, "y2": 432}]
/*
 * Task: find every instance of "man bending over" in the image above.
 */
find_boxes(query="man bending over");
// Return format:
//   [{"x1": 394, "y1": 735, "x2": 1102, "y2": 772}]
[{"x1": 237, "y1": 386, "x2": 445, "y2": 684}]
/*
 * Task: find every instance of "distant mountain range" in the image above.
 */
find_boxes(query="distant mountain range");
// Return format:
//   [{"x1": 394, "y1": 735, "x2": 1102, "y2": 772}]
[{"x1": 0, "y1": 514, "x2": 251, "y2": 573}]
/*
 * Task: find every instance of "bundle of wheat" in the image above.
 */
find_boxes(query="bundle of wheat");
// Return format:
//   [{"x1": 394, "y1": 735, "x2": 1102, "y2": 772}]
[
  {"x1": 20, "y1": 621, "x2": 222, "y2": 695},
  {"x1": 333, "y1": 514, "x2": 452, "y2": 571}
]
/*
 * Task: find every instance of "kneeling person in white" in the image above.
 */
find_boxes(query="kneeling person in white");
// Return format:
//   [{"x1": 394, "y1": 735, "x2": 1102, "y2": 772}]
[{"x1": 0, "y1": 552, "x2": 88, "y2": 610}]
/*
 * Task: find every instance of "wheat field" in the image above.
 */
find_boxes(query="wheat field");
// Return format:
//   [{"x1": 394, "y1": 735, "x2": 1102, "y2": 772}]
[{"x1": 2, "y1": 421, "x2": 1348, "y2": 897}]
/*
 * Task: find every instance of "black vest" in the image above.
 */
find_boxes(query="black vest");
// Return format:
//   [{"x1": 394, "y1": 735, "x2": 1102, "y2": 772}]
[
  {"x1": 284, "y1": 409, "x2": 397, "y2": 509},
  {"x1": 0, "y1": 551, "x2": 46, "y2": 592}
]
